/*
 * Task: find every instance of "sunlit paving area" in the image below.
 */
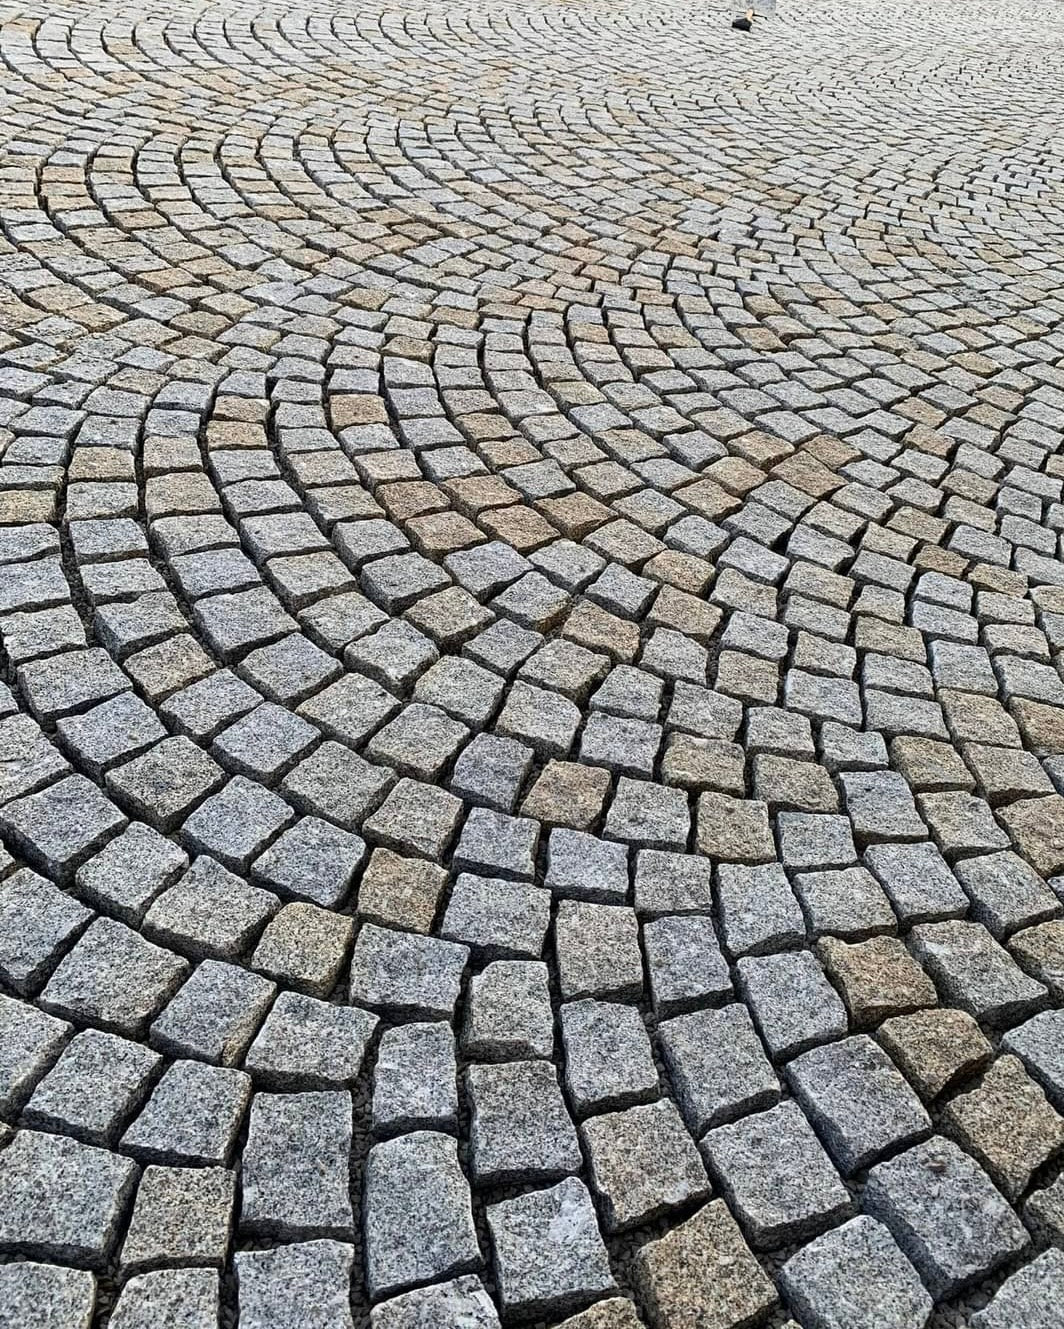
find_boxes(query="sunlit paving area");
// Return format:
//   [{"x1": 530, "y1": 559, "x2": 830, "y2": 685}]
[{"x1": 1, "y1": 0, "x2": 1064, "y2": 1324}]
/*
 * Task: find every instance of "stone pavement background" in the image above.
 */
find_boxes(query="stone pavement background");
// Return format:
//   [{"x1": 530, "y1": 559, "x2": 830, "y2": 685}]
[{"x1": 1, "y1": 0, "x2": 1064, "y2": 1324}]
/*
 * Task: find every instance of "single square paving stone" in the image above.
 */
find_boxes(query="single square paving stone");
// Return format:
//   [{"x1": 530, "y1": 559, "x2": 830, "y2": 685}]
[
  {"x1": 840, "y1": 771, "x2": 927, "y2": 844},
  {"x1": 366, "y1": 702, "x2": 469, "y2": 781},
  {"x1": 363, "y1": 1130, "x2": 481, "y2": 1300},
  {"x1": 0, "y1": 714, "x2": 70, "y2": 808},
  {"x1": 55, "y1": 692, "x2": 166, "y2": 779},
  {"x1": 41, "y1": 917, "x2": 189, "y2": 1035},
  {"x1": 453, "y1": 806, "x2": 539, "y2": 880},
  {"x1": 443, "y1": 873, "x2": 550, "y2": 959},
  {"x1": 296, "y1": 671, "x2": 399, "y2": 747},
  {"x1": 356, "y1": 847, "x2": 447, "y2": 933},
  {"x1": 998, "y1": 794, "x2": 1064, "y2": 877},
  {"x1": 633, "y1": 849, "x2": 714, "y2": 915},
  {"x1": 0, "y1": 775, "x2": 126, "y2": 879},
  {"x1": 952, "y1": 849, "x2": 1061, "y2": 939},
  {"x1": 0, "y1": 1262, "x2": 95, "y2": 1329},
  {"x1": 716, "y1": 861, "x2": 805, "y2": 957},
  {"x1": 0, "y1": 995, "x2": 69, "y2": 1115},
  {"x1": 252, "y1": 901, "x2": 353, "y2": 996},
  {"x1": 144, "y1": 855, "x2": 279, "y2": 961},
  {"x1": 520, "y1": 759, "x2": 611, "y2": 830},
  {"x1": 121, "y1": 1059, "x2": 250, "y2": 1166},
  {"x1": 0, "y1": 868, "x2": 92, "y2": 994},
  {"x1": 696, "y1": 792, "x2": 774, "y2": 863},
  {"x1": 241, "y1": 1090, "x2": 353, "y2": 1239},
  {"x1": 632, "y1": 1199, "x2": 777, "y2": 1329},
  {"x1": 786, "y1": 1035, "x2": 931, "y2": 1175},
  {"x1": 106, "y1": 737, "x2": 225, "y2": 833},
  {"x1": 107, "y1": 1267, "x2": 220, "y2": 1329},
  {"x1": 181, "y1": 776, "x2": 294, "y2": 871},
  {"x1": 793, "y1": 866, "x2": 897, "y2": 940},
  {"x1": 211, "y1": 702, "x2": 319, "y2": 780},
  {"x1": 1002, "y1": 1010, "x2": 1064, "y2": 1109},
  {"x1": 582, "y1": 1097, "x2": 709, "y2": 1233},
  {"x1": 863, "y1": 841, "x2": 969, "y2": 924},
  {"x1": 555, "y1": 900, "x2": 643, "y2": 1000},
  {"x1": 701, "y1": 1101, "x2": 853, "y2": 1249},
  {"x1": 909, "y1": 919, "x2": 1047, "y2": 1025},
  {"x1": 605, "y1": 776, "x2": 690, "y2": 850},
  {"x1": 660, "y1": 1002, "x2": 780, "y2": 1136},
  {"x1": 467, "y1": 1059, "x2": 582, "y2": 1185},
  {"x1": 878, "y1": 1008, "x2": 993, "y2": 1102},
  {"x1": 159, "y1": 669, "x2": 261, "y2": 743},
  {"x1": 362, "y1": 778, "x2": 463, "y2": 859},
  {"x1": 644, "y1": 913, "x2": 732, "y2": 1015},
  {"x1": 778, "y1": 812, "x2": 858, "y2": 871},
  {"x1": 372, "y1": 1021, "x2": 458, "y2": 1132},
  {"x1": 738, "y1": 949, "x2": 848, "y2": 1060},
  {"x1": 487, "y1": 1178, "x2": 616, "y2": 1319},
  {"x1": 863, "y1": 1137, "x2": 1029, "y2": 1299},
  {"x1": 970, "y1": 1248, "x2": 1064, "y2": 1329},
  {"x1": 662, "y1": 733, "x2": 746, "y2": 795},
  {"x1": 282, "y1": 741, "x2": 394, "y2": 832},
  {"x1": 414, "y1": 653, "x2": 507, "y2": 728},
  {"x1": 350, "y1": 923, "x2": 468, "y2": 1018},
  {"x1": 546, "y1": 828, "x2": 629, "y2": 902},
  {"x1": 943, "y1": 1053, "x2": 1064, "y2": 1200},
  {"x1": 17, "y1": 646, "x2": 130, "y2": 723},
  {"x1": 246, "y1": 990, "x2": 378, "y2": 1090},
  {"x1": 75, "y1": 822, "x2": 188, "y2": 924},
  {"x1": 496, "y1": 680, "x2": 581, "y2": 757},
  {"x1": 817, "y1": 936, "x2": 936, "y2": 1028},
  {"x1": 779, "y1": 1215, "x2": 932, "y2": 1329},
  {"x1": 192, "y1": 586, "x2": 297, "y2": 659},
  {"x1": 370, "y1": 1276, "x2": 501, "y2": 1329},
  {"x1": 463, "y1": 961, "x2": 554, "y2": 1061},
  {"x1": 0, "y1": 1129, "x2": 138, "y2": 1268},
  {"x1": 581, "y1": 712, "x2": 662, "y2": 778},
  {"x1": 121, "y1": 1164, "x2": 236, "y2": 1273},
  {"x1": 241, "y1": 633, "x2": 342, "y2": 706},
  {"x1": 554, "y1": 1299, "x2": 642, "y2": 1329},
  {"x1": 237, "y1": 1240, "x2": 355, "y2": 1329},
  {"x1": 24, "y1": 1027, "x2": 161, "y2": 1146},
  {"x1": 561, "y1": 999, "x2": 658, "y2": 1115},
  {"x1": 1010, "y1": 918, "x2": 1064, "y2": 1001},
  {"x1": 919, "y1": 791, "x2": 1011, "y2": 859},
  {"x1": 450, "y1": 733, "x2": 532, "y2": 812},
  {"x1": 149, "y1": 959, "x2": 275, "y2": 1064},
  {"x1": 252, "y1": 816, "x2": 366, "y2": 908}
]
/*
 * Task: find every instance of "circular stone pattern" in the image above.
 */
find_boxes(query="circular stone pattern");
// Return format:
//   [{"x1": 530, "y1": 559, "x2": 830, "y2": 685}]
[{"x1": 1, "y1": 1, "x2": 1064, "y2": 1326}]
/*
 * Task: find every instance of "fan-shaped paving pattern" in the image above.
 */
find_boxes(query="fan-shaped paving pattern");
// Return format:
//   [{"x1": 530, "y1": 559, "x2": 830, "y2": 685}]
[{"x1": 2, "y1": 1, "x2": 1064, "y2": 1326}]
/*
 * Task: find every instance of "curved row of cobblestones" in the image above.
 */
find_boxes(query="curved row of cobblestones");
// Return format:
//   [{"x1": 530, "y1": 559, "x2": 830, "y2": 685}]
[{"x1": 2, "y1": 1, "x2": 1064, "y2": 1326}]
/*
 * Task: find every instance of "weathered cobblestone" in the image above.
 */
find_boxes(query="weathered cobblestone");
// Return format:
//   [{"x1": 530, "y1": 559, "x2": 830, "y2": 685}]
[{"x1": 2, "y1": 0, "x2": 1063, "y2": 1319}]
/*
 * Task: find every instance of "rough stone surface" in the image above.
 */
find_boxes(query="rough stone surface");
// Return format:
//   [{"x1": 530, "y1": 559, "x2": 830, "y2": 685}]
[
  {"x1": 363, "y1": 1131, "x2": 481, "y2": 1299},
  {"x1": 487, "y1": 1178, "x2": 616, "y2": 1317},
  {"x1": 582, "y1": 1098, "x2": 710, "y2": 1232},
  {"x1": 2, "y1": 1, "x2": 1064, "y2": 1318},
  {"x1": 632, "y1": 1199, "x2": 777, "y2": 1329},
  {"x1": 0, "y1": 1129, "x2": 138, "y2": 1269},
  {"x1": 370, "y1": 1277, "x2": 501, "y2": 1329},
  {"x1": 970, "y1": 1249, "x2": 1064, "y2": 1329},
  {"x1": 0, "y1": 1262, "x2": 96, "y2": 1329},
  {"x1": 237, "y1": 1241, "x2": 355, "y2": 1329},
  {"x1": 779, "y1": 1216, "x2": 932, "y2": 1329},
  {"x1": 863, "y1": 1137, "x2": 1029, "y2": 1298},
  {"x1": 701, "y1": 1101, "x2": 853, "y2": 1249},
  {"x1": 786, "y1": 1035, "x2": 931, "y2": 1175}
]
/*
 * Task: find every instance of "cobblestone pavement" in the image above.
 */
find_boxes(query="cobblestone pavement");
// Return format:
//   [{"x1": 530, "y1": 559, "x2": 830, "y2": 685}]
[{"x1": 1, "y1": 0, "x2": 1064, "y2": 1324}]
